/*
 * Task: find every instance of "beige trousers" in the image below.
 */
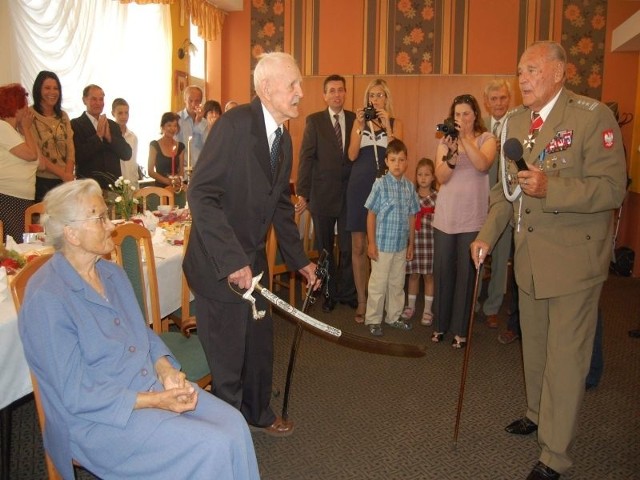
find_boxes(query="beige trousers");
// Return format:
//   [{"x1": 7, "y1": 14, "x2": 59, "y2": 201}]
[
  {"x1": 365, "y1": 249, "x2": 407, "y2": 326},
  {"x1": 519, "y1": 282, "x2": 601, "y2": 473}
]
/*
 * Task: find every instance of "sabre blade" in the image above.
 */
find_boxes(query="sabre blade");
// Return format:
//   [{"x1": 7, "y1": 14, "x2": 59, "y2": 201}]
[{"x1": 255, "y1": 283, "x2": 427, "y2": 358}]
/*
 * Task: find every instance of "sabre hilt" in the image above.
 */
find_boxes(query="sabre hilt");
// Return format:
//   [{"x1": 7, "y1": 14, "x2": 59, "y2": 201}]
[{"x1": 303, "y1": 249, "x2": 330, "y2": 309}]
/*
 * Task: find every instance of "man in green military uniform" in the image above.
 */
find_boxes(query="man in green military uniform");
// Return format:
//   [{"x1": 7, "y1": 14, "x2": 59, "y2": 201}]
[{"x1": 471, "y1": 41, "x2": 627, "y2": 479}]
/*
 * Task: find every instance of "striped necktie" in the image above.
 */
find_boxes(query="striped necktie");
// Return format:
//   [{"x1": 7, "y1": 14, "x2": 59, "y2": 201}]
[{"x1": 334, "y1": 114, "x2": 342, "y2": 152}]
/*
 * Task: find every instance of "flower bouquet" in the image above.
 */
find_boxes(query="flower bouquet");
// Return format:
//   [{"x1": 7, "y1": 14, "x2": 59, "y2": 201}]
[{"x1": 108, "y1": 176, "x2": 139, "y2": 220}]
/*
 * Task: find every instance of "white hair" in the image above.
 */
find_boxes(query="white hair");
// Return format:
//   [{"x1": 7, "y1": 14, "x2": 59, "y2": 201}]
[
  {"x1": 253, "y1": 52, "x2": 298, "y2": 95},
  {"x1": 42, "y1": 179, "x2": 103, "y2": 250}
]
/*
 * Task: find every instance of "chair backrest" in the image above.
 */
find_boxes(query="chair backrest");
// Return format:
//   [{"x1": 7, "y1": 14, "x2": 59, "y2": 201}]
[
  {"x1": 110, "y1": 223, "x2": 164, "y2": 333},
  {"x1": 169, "y1": 224, "x2": 197, "y2": 335},
  {"x1": 24, "y1": 202, "x2": 45, "y2": 232},
  {"x1": 10, "y1": 254, "x2": 66, "y2": 480},
  {"x1": 134, "y1": 186, "x2": 174, "y2": 212},
  {"x1": 165, "y1": 185, "x2": 187, "y2": 208}
]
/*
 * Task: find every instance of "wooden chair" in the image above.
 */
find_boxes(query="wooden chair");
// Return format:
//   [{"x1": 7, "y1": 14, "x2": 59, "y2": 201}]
[
  {"x1": 111, "y1": 223, "x2": 211, "y2": 389},
  {"x1": 134, "y1": 186, "x2": 174, "y2": 212},
  {"x1": 24, "y1": 202, "x2": 45, "y2": 233},
  {"x1": 11, "y1": 254, "x2": 83, "y2": 480},
  {"x1": 266, "y1": 225, "x2": 297, "y2": 306},
  {"x1": 165, "y1": 185, "x2": 188, "y2": 208},
  {"x1": 168, "y1": 224, "x2": 198, "y2": 336}
]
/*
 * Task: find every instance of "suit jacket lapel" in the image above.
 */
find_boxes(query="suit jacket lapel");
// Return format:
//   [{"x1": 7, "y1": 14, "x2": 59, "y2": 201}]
[{"x1": 249, "y1": 97, "x2": 273, "y2": 182}]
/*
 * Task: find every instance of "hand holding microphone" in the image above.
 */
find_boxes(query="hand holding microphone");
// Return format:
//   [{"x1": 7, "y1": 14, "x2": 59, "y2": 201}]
[{"x1": 503, "y1": 137, "x2": 547, "y2": 198}]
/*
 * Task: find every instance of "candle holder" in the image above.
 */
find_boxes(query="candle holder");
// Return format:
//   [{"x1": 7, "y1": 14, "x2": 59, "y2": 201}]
[
  {"x1": 184, "y1": 166, "x2": 193, "y2": 185},
  {"x1": 168, "y1": 175, "x2": 184, "y2": 193}
]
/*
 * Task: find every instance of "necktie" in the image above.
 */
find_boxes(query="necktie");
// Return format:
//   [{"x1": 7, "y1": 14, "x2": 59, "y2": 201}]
[
  {"x1": 334, "y1": 114, "x2": 343, "y2": 152},
  {"x1": 270, "y1": 127, "x2": 282, "y2": 174},
  {"x1": 492, "y1": 120, "x2": 500, "y2": 136}
]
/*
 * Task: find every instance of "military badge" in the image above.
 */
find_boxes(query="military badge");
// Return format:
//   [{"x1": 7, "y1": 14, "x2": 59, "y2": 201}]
[
  {"x1": 602, "y1": 129, "x2": 614, "y2": 148},
  {"x1": 546, "y1": 130, "x2": 573, "y2": 154}
]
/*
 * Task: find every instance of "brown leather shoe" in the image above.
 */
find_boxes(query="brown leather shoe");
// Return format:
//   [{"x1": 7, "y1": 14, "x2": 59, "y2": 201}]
[
  {"x1": 486, "y1": 314, "x2": 498, "y2": 329},
  {"x1": 250, "y1": 416, "x2": 295, "y2": 437}
]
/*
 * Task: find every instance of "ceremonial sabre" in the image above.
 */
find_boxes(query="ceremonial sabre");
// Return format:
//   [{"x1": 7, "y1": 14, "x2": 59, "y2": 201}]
[
  {"x1": 280, "y1": 249, "x2": 330, "y2": 421},
  {"x1": 453, "y1": 249, "x2": 484, "y2": 447},
  {"x1": 240, "y1": 277, "x2": 427, "y2": 358}
]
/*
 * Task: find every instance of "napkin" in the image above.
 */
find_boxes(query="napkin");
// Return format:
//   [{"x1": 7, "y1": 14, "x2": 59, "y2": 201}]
[
  {"x1": 152, "y1": 227, "x2": 166, "y2": 245},
  {"x1": 0, "y1": 266, "x2": 8, "y2": 303},
  {"x1": 6, "y1": 235, "x2": 18, "y2": 250}
]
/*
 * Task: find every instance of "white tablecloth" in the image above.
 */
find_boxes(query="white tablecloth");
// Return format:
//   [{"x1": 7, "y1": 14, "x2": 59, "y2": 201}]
[{"x1": 0, "y1": 243, "x2": 184, "y2": 409}]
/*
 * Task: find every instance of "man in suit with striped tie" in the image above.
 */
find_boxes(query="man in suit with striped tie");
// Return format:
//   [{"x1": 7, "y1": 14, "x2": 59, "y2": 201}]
[{"x1": 297, "y1": 75, "x2": 358, "y2": 312}]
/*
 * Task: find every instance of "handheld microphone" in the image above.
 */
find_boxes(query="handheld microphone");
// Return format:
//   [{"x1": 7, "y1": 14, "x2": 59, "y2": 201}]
[{"x1": 503, "y1": 138, "x2": 529, "y2": 171}]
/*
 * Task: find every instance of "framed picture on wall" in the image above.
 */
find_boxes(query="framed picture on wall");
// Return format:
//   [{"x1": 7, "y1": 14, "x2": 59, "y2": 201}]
[{"x1": 174, "y1": 70, "x2": 188, "y2": 96}]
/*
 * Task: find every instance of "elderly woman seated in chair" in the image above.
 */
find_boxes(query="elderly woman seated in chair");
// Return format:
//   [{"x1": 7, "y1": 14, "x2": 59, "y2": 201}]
[{"x1": 18, "y1": 179, "x2": 260, "y2": 480}]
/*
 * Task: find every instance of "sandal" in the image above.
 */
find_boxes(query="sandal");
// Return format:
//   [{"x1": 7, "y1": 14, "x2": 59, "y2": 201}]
[
  {"x1": 431, "y1": 332, "x2": 444, "y2": 343},
  {"x1": 452, "y1": 336, "x2": 467, "y2": 349},
  {"x1": 420, "y1": 311, "x2": 433, "y2": 326},
  {"x1": 354, "y1": 302, "x2": 366, "y2": 324},
  {"x1": 400, "y1": 306, "x2": 415, "y2": 321}
]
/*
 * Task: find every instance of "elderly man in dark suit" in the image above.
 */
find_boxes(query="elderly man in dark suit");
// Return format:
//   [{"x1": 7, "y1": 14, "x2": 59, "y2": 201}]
[
  {"x1": 184, "y1": 52, "x2": 317, "y2": 437},
  {"x1": 296, "y1": 74, "x2": 357, "y2": 313},
  {"x1": 471, "y1": 41, "x2": 627, "y2": 479},
  {"x1": 71, "y1": 84, "x2": 132, "y2": 189}
]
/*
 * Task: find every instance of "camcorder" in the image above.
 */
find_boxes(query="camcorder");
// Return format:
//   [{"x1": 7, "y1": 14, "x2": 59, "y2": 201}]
[
  {"x1": 436, "y1": 118, "x2": 458, "y2": 139},
  {"x1": 363, "y1": 103, "x2": 378, "y2": 121}
]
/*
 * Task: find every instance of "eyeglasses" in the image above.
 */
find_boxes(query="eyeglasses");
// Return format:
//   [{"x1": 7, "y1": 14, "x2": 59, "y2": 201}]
[
  {"x1": 368, "y1": 92, "x2": 386, "y2": 99},
  {"x1": 68, "y1": 214, "x2": 110, "y2": 226},
  {"x1": 453, "y1": 94, "x2": 474, "y2": 104}
]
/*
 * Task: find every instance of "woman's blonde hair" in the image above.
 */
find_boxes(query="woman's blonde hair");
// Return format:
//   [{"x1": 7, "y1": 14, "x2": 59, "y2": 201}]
[{"x1": 363, "y1": 78, "x2": 394, "y2": 118}]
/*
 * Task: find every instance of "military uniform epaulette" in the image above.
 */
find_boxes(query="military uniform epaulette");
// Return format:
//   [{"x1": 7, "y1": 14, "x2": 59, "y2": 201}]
[
  {"x1": 567, "y1": 92, "x2": 600, "y2": 111},
  {"x1": 504, "y1": 105, "x2": 526, "y2": 120}
]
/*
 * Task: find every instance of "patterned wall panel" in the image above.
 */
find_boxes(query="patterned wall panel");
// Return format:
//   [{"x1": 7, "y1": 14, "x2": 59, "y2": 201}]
[
  {"x1": 560, "y1": 0, "x2": 606, "y2": 100},
  {"x1": 387, "y1": 0, "x2": 438, "y2": 74},
  {"x1": 250, "y1": 0, "x2": 286, "y2": 73}
]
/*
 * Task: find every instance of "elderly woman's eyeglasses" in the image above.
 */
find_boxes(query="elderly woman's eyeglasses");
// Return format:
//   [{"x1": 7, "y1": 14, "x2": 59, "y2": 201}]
[
  {"x1": 68, "y1": 214, "x2": 110, "y2": 226},
  {"x1": 368, "y1": 92, "x2": 386, "y2": 99}
]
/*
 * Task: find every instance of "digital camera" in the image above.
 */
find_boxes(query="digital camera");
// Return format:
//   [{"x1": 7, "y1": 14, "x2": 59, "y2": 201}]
[
  {"x1": 363, "y1": 103, "x2": 378, "y2": 121},
  {"x1": 435, "y1": 118, "x2": 458, "y2": 139}
]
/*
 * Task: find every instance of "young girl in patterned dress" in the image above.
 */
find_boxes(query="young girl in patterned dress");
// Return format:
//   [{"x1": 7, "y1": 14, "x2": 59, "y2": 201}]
[{"x1": 401, "y1": 158, "x2": 437, "y2": 326}]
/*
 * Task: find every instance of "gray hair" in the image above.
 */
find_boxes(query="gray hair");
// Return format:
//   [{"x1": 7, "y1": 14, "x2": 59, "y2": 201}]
[
  {"x1": 483, "y1": 78, "x2": 512, "y2": 98},
  {"x1": 42, "y1": 179, "x2": 103, "y2": 250},
  {"x1": 183, "y1": 85, "x2": 203, "y2": 102},
  {"x1": 253, "y1": 52, "x2": 298, "y2": 95}
]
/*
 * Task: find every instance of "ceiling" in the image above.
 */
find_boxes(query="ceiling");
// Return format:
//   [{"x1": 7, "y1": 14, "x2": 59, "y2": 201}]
[{"x1": 205, "y1": 0, "x2": 243, "y2": 11}]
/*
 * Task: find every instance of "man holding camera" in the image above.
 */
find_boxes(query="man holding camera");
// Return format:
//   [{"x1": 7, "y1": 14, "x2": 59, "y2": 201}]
[
  {"x1": 296, "y1": 74, "x2": 357, "y2": 312},
  {"x1": 471, "y1": 41, "x2": 626, "y2": 479}
]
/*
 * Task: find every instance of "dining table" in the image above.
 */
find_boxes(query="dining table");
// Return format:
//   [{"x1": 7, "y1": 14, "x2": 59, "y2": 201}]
[{"x1": 0, "y1": 236, "x2": 186, "y2": 480}]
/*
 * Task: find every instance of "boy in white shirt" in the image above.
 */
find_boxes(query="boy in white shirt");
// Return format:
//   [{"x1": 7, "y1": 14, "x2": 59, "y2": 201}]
[{"x1": 111, "y1": 98, "x2": 139, "y2": 189}]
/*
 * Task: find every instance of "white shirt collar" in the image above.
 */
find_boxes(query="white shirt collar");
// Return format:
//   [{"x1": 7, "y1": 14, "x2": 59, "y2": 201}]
[
  {"x1": 85, "y1": 111, "x2": 99, "y2": 130},
  {"x1": 536, "y1": 89, "x2": 562, "y2": 121},
  {"x1": 261, "y1": 103, "x2": 281, "y2": 141}
]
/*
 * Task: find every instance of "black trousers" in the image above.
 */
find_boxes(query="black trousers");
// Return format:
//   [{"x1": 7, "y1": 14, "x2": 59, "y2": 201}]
[
  {"x1": 312, "y1": 201, "x2": 356, "y2": 302},
  {"x1": 193, "y1": 292, "x2": 276, "y2": 427}
]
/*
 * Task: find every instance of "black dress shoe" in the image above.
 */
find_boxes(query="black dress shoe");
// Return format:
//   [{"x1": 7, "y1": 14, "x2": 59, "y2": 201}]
[
  {"x1": 339, "y1": 299, "x2": 359, "y2": 309},
  {"x1": 322, "y1": 298, "x2": 336, "y2": 313},
  {"x1": 526, "y1": 461, "x2": 560, "y2": 479},
  {"x1": 505, "y1": 417, "x2": 538, "y2": 435}
]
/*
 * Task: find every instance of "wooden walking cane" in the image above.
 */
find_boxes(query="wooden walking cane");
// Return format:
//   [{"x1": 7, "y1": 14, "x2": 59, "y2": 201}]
[
  {"x1": 281, "y1": 249, "x2": 330, "y2": 421},
  {"x1": 453, "y1": 249, "x2": 484, "y2": 447}
]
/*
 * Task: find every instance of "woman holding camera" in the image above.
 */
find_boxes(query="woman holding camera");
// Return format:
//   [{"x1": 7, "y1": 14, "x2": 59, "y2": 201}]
[
  {"x1": 346, "y1": 79, "x2": 404, "y2": 323},
  {"x1": 431, "y1": 94, "x2": 496, "y2": 348}
]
